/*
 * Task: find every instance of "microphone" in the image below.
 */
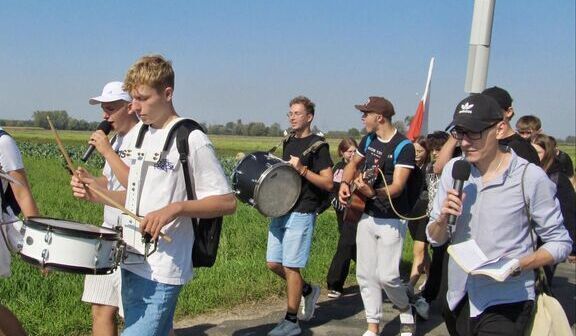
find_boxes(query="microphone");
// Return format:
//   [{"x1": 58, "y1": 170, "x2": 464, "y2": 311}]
[
  {"x1": 81, "y1": 120, "x2": 112, "y2": 162},
  {"x1": 447, "y1": 159, "x2": 471, "y2": 231}
]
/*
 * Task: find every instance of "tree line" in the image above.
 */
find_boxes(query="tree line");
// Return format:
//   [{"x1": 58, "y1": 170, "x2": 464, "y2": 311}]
[
  {"x1": 0, "y1": 111, "x2": 368, "y2": 138},
  {"x1": 1, "y1": 110, "x2": 574, "y2": 143},
  {"x1": 1, "y1": 111, "x2": 101, "y2": 131}
]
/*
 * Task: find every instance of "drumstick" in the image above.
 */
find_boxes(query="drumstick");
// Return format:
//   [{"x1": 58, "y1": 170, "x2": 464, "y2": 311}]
[
  {"x1": 47, "y1": 116, "x2": 76, "y2": 174},
  {"x1": 87, "y1": 186, "x2": 172, "y2": 243},
  {"x1": 46, "y1": 117, "x2": 172, "y2": 243}
]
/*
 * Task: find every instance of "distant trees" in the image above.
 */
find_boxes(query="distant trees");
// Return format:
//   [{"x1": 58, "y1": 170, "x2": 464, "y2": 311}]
[
  {"x1": 1, "y1": 113, "x2": 574, "y2": 143},
  {"x1": 0, "y1": 119, "x2": 35, "y2": 127},
  {"x1": 26, "y1": 111, "x2": 98, "y2": 130},
  {"x1": 206, "y1": 119, "x2": 284, "y2": 136},
  {"x1": 1, "y1": 110, "x2": 100, "y2": 130}
]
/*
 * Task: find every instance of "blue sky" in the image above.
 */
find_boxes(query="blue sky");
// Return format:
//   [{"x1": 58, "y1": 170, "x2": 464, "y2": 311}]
[{"x1": 0, "y1": 1, "x2": 574, "y2": 137}]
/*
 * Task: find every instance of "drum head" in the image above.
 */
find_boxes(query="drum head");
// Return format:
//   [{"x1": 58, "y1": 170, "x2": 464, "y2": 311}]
[
  {"x1": 24, "y1": 217, "x2": 120, "y2": 240},
  {"x1": 254, "y1": 164, "x2": 301, "y2": 217}
]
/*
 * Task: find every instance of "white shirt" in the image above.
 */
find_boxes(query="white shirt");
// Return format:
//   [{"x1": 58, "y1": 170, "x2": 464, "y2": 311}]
[
  {"x1": 122, "y1": 118, "x2": 231, "y2": 285},
  {"x1": 102, "y1": 125, "x2": 139, "y2": 228},
  {"x1": 0, "y1": 128, "x2": 24, "y2": 277}
]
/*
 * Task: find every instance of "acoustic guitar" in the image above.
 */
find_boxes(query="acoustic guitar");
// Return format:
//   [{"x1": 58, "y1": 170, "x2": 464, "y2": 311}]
[{"x1": 342, "y1": 164, "x2": 379, "y2": 224}]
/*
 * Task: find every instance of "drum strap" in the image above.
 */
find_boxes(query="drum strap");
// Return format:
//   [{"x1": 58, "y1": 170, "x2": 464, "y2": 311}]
[
  {"x1": 302, "y1": 140, "x2": 328, "y2": 157},
  {"x1": 268, "y1": 131, "x2": 294, "y2": 154},
  {"x1": 123, "y1": 121, "x2": 175, "y2": 255}
]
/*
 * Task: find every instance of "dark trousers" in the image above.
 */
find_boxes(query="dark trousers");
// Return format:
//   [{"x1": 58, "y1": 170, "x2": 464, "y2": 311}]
[
  {"x1": 422, "y1": 242, "x2": 448, "y2": 303},
  {"x1": 443, "y1": 295, "x2": 534, "y2": 336},
  {"x1": 326, "y1": 211, "x2": 357, "y2": 292}
]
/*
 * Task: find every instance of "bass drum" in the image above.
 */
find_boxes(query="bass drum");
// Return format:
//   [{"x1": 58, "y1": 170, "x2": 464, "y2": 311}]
[
  {"x1": 19, "y1": 217, "x2": 121, "y2": 274},
  {"x1": 231, "y1": 152, "x2": 301, "y2": 217}
]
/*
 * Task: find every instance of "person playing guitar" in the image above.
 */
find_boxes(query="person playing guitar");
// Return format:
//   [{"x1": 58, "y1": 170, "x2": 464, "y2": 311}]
[
  {"x1": 342, "y1": 159, "x2": 380, "y2": 224},
  {"x1": 338, "y1": 96, "x2": 427, "y2": 336}
]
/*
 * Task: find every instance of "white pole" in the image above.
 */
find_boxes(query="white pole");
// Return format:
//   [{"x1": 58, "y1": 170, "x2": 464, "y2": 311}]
[
  {"x1": 421, "y1": 57, "x2": 434, "y2": 136},
  {"x1": 464, "y1": 0, "x2": 496, "y2": 93}
]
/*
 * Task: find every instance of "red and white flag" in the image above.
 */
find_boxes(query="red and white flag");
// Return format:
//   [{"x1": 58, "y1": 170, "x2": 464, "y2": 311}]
[{"x1": 407, "y1": 57, "x2": 435, "y2": 141}]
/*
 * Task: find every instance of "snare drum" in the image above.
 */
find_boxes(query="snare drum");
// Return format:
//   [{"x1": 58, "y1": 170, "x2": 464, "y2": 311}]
[
  {"x1": 231, "y1": 151, "x2": 301, "y2": 217},
  {"x1": 19, "y1": 217, "x2": 121, "y2": 274}
]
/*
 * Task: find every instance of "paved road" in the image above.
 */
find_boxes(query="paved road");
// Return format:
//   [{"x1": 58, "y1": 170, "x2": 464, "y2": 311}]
[{"x1": 175, "y1": 262, "x2": 575, "y2": 335}]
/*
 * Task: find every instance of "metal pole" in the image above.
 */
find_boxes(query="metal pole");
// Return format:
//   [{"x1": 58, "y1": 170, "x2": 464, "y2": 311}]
[{"x1": 464, "y1": 0, "x2": 496, "y2": 93}]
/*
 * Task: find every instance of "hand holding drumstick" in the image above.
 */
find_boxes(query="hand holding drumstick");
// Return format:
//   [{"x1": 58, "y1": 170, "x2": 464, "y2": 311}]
[{"x1": 47, "y1": 116, "x2": 172, "y2": 243}]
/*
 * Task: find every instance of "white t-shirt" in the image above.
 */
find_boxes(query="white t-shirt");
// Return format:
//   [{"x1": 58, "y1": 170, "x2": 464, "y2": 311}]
[
  {"x1": 102, "y1": 125, "x2": 139, "y2": 228},
  {"x1": 0, "y1": 128, "x2": 24, "y2": 277},
  {"x1": 122, "y1": 118, "x2": 231, "y2": 285}
]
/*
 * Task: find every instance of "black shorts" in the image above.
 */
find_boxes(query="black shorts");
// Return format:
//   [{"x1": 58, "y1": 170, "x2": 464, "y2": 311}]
[{"x1": 408, "y1": 216, "x2": 429, "y2": 242}]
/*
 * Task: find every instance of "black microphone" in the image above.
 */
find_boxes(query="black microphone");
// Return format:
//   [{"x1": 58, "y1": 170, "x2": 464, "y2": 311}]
[
  {"x1": 447, "y1": 160, "x2": 471, "y2": 230},
  {"x1": 81, "y1": 120, "x2": 112, "y2": 162}
]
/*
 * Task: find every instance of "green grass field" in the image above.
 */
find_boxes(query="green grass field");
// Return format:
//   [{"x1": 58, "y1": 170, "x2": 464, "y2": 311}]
[
  {"x1": 0, "y1": 130, "x2": 416, "y2": 336},
  {"x1": 1, "y1": 128, "x2": 574, "y2": 335}
]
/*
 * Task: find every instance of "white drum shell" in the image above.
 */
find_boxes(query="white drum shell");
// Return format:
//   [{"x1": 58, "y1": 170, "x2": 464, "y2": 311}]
[{"x1": 19, "y1": 219, "x2": 119, "y2": 274}]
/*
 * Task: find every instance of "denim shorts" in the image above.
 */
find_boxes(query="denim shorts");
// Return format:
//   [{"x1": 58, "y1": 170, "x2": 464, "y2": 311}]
[
  {"x1": 121, "y1": 269, "x2": 182, "y2": 336},
  {"x1": 266, "y1": 212, "x2": 316, "y2": 268}
]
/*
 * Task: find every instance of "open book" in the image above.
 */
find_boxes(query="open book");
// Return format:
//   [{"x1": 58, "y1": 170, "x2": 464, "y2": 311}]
[{"x1": 447, "y1": 239, "x2": 520, "y2": 282}]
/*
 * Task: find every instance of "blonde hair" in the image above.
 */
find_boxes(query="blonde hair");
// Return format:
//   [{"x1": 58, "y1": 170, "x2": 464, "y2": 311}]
[{"x1": 124, "y1": 55, "x2": 175, "y2": 94}]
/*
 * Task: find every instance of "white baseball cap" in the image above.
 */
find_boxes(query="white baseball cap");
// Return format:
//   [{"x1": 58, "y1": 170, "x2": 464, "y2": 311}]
[{"x1": 89, "y1": 81, "x2": 132, "y2": 105}]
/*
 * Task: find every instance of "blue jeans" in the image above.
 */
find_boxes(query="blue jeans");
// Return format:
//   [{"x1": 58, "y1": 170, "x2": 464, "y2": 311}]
[
  {"x1": 121, "y1": 269, "x2": 182, "y2": 336},
  {"x1": 266, "y1": 212, "x2": 316, "y2": 268}
]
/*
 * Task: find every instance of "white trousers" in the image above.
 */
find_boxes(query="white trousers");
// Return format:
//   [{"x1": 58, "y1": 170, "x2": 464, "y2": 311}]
[{"x1": 356, "y1": 214, "x2": 409, "y2": 324}]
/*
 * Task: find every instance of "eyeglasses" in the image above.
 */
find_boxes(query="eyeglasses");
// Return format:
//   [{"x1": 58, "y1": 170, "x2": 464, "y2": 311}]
[
  {"x1": 451, "y1": 121, "x2": 500, "y2": 140},
  {"x1": 286, "y1": 111, "x2": 306, "y2": 118},
  {"x1": 450, "y1": 128, "x2": 484, "y2": 140}
]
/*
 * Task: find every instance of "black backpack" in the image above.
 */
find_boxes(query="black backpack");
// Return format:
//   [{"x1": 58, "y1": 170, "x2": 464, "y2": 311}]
[
  {"x1": 0, "y1": 130, "x2": 22, "y2": 216},
  {"x1": 135, "y1": 119, "x2": 223, "y2": 268}
]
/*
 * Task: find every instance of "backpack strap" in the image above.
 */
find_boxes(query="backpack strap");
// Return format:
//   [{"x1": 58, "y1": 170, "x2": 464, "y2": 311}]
[
  {"x1": 364, "y1": 133, "x2": 376, "y2": 152},
  {"x1": 134, "y1": 124, "x2": 149, "y2": 149},
  {"x1": 165, "y1": 120, "x2": 205, "y2": 227},
  {"x1": 520, "y1": 163, "x2": 551, "y2": 294},
  {"x1": 0, "y1": 129, "x2": 21, "y2": 215},
  {"x1": 0, "y1": 177, "x2": 6, "y2": 212},
  {"x1": 393, "y1": 139, "x2": 412, "y2": 166}
]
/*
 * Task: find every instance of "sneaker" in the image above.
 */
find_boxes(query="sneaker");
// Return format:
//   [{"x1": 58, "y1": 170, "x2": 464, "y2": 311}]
[
  {"x1": 327, "y1": 290, "x2": 342, "y2": 298},
  {"x1": 399, "y1": 307, "x2": 416, "y2": 336},
  {"x1": 412, "y1": 296, "x2": 429, "y2": 320},
  {"x1": 268, "y1": 319, "x2": 301, "y2": 336},
  {"x1": 299, "y1": 284, "x2": 320, "y2": 321},
  {"x1": 361, "y1": 330, "x2": 378, "y2": 336}
]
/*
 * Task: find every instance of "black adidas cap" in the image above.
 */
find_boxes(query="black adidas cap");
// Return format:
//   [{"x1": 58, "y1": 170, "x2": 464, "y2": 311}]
[{"x1": 450, "y1": 94, "x2": 504, "y2": 132}]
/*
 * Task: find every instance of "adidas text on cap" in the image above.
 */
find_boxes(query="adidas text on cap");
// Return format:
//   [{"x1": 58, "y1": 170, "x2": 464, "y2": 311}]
[{"x1": 451, "y1": 94, "x2": 503, "y2": 133}]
